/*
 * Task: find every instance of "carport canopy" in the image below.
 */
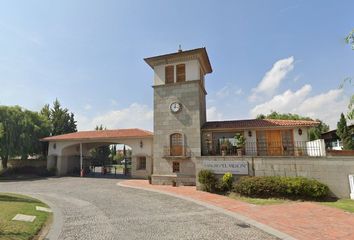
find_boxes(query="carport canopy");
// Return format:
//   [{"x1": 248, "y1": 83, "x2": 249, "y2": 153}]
[{"x1": 41, "y1": 128, "x2": 153, "y2": 175}]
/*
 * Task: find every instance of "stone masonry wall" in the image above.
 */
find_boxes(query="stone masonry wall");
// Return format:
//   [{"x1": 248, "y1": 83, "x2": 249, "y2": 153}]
[
  {"x1": 153, "y1": 80, "x2": 204, "y2": 183},
  {"x1": 196, "y1": 156, "x2": 354, "y2": 198}
]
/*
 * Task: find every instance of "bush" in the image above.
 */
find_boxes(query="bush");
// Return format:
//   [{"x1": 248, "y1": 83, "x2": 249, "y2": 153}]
[
  {"x1": 221, "y1": 172, "x2": 234, "y2": 192},
  {"x1": 198, "y1": 170, "x2": 217, "y2": 192},
  {"x1": 233, "y1": 176, "x2": 329, "y2": 200},
  {"x1": 0, "y1": 166, "x2": 55, "y2": 178}
]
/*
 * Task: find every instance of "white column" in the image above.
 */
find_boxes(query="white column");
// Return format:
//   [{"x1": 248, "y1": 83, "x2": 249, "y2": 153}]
[{"x1": 80, "y1": 143, "x2": 83, "y2": 174}]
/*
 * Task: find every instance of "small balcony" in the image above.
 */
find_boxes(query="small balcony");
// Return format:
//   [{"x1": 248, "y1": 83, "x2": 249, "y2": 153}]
[{"x1": 163, "y1": 146, "x2": 192, "y2": 159}]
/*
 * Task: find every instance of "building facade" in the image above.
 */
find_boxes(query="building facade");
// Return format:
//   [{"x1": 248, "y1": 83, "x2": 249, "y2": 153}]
[
  {"x1": 144, "y1": 48, "x2": 319, "y2": 185},
  {"x1": 144, "y1": 48, "x2": 212, "y2": 185}
]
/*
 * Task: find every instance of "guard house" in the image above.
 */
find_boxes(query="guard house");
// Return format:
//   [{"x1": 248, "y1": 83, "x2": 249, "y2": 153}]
[
  {"x1": 144, "y1": 48, "x2": 320, "y2": 185},
  {"x1": 43, "y1": 47, "x2": 321, "y2": 184}
]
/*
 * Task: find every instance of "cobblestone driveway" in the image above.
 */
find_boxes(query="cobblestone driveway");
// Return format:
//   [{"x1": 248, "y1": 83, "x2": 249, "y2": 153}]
[{"x1": 0, "y1": 177, "x2": 276, "y2": 240}]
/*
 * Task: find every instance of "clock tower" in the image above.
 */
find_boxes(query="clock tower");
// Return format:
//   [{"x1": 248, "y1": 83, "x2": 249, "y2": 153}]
[{"x1": 144, "y1": 48, "x2": 212, "y2": 185}]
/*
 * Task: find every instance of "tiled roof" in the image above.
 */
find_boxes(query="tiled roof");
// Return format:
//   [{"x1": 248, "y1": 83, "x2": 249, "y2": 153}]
[
  {"x1": 144, "y1": 47, "x2": 212, "y2": 74},
  {"x1": 41, "y1": 128, "x2": 153, "y2": 142},
  {"x1": 202, "y1": 119, "x2": 319, "y2": 130}
]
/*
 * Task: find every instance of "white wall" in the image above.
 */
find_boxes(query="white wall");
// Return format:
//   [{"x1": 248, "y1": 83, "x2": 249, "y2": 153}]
[
  {"x1": 153, "y1": 59, "x2": 201, "y2": 86},
  {"x1": 293, "y1": 128, "x2": 309, "y2": 142},
  {"x1": 244, "y1": 130, "x2": 257, "y2": 155}
]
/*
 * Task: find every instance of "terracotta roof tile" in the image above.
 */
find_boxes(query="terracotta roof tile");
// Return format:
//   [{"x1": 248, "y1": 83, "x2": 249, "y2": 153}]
[
  {"x1": 202, "y1": 119, "x2": 319, "y2": 130},
  {"x1": 41, "y1": 128, "x2": 153, "y2": 142}
]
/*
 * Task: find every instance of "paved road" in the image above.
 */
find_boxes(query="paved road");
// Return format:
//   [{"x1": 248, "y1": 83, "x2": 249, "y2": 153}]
[{"x1": 0, "y1": 177, "x2": 276, "y2": 240}]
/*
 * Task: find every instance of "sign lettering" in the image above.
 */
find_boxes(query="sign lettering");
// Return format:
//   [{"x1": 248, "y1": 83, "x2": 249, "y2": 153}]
[{"x1": 202, "y1": 160, "x2": 249, "y2": 175}]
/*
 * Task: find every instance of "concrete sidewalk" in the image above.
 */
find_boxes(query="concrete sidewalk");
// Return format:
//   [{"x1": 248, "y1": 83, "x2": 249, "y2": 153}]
[{"x1": 119, "y1": 180, "x2": 354, "y2": 240}]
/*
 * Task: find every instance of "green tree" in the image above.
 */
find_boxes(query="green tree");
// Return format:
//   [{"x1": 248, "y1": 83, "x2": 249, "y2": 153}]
[
  {"x1": 41, "y1": 99, "x2": 77, "y2": 136},
  {"x1": 346, "y1": 29, "x2": 354, "y2": 50},
  {"x1": 343, "y1": 29, "x2": 354, "y2": 119},
  {"x1": 91, "y1": 125, "x2": 110, "y2": 166},
  {"x1": 339, "y1": 78, "x2": 354, "y2": 120},
  {"x1": 19, "y1": 110, "x2": 51, "y2": 160},
  {"x1": 0, "y1": 123, "x2": 3, "y2": 138},
  {"x1": 256, "y1": 111, "x2": 329, "y2": 140},
  {"x1": 337, "y1": 113, "x2": 353, "y2": 150},
  {"x1": 0, "y1": 106, "x2": 50, "y2": 168}
]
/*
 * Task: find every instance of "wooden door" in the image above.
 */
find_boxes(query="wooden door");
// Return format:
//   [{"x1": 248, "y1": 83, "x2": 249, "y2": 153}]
[
  {"x1": 170, "y1": 133, "x2": 183, "y2": 156},
  {"x1": 266, "y1": 130, "x2": 282, "y2": 156}
]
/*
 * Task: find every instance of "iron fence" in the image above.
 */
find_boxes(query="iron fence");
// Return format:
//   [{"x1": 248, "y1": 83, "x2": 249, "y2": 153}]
[{"x1": 204, "y1": 140, "x2": 325, "y2": 157}]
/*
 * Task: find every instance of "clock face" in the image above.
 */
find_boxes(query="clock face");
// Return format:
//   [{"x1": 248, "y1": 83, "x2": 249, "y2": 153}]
[{"x1": 170, "y1": 102, "x2": 182, "y2": 113}]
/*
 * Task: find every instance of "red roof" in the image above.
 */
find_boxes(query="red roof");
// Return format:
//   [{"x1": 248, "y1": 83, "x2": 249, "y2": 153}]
[
  {"x1": 41, "y1": 128, "x2": 153, "y2": 142},
  {"x1": 202, "y1": 119, "x2": 319, "y2": 130}
]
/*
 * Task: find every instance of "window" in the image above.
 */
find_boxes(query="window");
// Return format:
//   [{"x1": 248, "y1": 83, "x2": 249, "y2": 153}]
[
  {"x1": 176, "y1": 64, "x2": 186, "y2": 82},
  {"x1": 170, "y1": 133, "x2": 183, "y2": 156},
  {"x1": 172, "y1": 161, "x2": 180, "y2": 173},
  {"x1": 165, "y1": 65, "x2": 174, "y2": 84},
  {"x1": 137, "y1": 156, "x2": 146, "y2": 170}
]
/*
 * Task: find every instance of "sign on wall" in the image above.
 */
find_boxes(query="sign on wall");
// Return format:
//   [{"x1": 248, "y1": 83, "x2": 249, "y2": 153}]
[{"x1": 202, "y1": 160, "x2": 249, "y2": 175}]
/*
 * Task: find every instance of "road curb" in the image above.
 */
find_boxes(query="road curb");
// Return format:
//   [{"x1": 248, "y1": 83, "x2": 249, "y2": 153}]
[
  {"x1": 117, "y1": 181, "x2": 295, "y2": 240},
  {"x1": 7, "y1": 193, "x2": 64, "y2": 240}
]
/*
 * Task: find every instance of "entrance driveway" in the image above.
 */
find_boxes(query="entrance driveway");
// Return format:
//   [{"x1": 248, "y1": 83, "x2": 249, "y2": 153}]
[{"x1": 0, "y1": 177, "x2": 275, "y2": 240}]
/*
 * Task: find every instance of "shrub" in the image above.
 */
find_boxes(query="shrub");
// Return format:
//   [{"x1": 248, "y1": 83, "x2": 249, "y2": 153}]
[
  {"x1": 221, "y1": 172, "x2": 234, "y2": 192},
  {"x1": 198, "y1": 170, "x2": 217, "y2": 192},
  {"x1": 233, "y1": 176, "x2": 329, "y2": 200},
  {"x1": 0, "y1": 166, "x2": 55, "y2": 178}
]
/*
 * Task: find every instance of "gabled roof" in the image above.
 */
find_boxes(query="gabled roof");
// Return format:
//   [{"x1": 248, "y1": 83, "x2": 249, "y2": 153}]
[
  {"x1": 202, "y1": 119, "x2": 319, "y2": 130},
  {"x1": 144, "y1": 47, "x2": 212, "y2": 74},
  {"x1": 41, "y1": 128, "x2": 153, "y2": 142}
]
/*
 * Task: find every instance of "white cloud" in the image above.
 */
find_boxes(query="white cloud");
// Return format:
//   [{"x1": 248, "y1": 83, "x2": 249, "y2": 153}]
[
  {"x1": 216, "y1": 86, "x2": 230, "y2": 98},
  {"x1": 250, "y1": 85, "x2": 348, "y2": 129},
  {"x1": 249, "y1": 56, "x2": 294, "y2": 102},
  {"x1": 77, "y1": 103, "x2": 153, "y2": 131},
  {"x1": 207, "y1": 107, "x2": 224, "y2": 121},
  {"x1": 250, "y1": 84, "x2": 312, "y2": 115},
  {"x1": 110, "y1": 99, "x2": 118, "y2": 106},
  {"x1": 235, "y1": 88, "x2": 243, "y2": 95},
  {"x1": 84, "y1": 104, "x2": 92, "y2": 110}
]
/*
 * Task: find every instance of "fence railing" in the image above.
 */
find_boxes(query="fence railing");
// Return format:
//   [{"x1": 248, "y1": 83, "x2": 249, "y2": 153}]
[{"x1": 203, "y1": 139, "x2": 326, "y2": 157}]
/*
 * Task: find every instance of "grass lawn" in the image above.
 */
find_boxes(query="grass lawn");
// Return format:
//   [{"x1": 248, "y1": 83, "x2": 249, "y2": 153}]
[
  {"x1": 228, "y1": 192, "x2": 354, "y2": 213},
  {"x1": 228, "y1": 192, "x2": 289, "y2": 205},
  {"x1": 0, "y1": 193, "x2": 52, "y2": 240},
  {"x1": 320, "y1": 199, "x2": 354, "y2": 213}
]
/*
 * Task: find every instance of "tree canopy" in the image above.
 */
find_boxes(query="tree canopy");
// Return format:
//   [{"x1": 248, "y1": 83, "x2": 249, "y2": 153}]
[
  {"x1": 41, "y1": 99, "x2": 77, "y2": 136},
  {"x1": 256, "y1": 111, "x2": 329, "y2": 140},
  {"x1": 0, "y1": 106, "x2": 51, "y2": 168},
  {"x1": 90, "y1": 125, "x2": 111, "y2": 166},
  {"x1": 344, "y1": 29, "x2": 354, "y2": 120},
  {"x1": 346, "y1": 29, "x2": 354, "y2": 50},
  {"x1": 337, "y1": 113, "x2": 354, "y2": 150}
]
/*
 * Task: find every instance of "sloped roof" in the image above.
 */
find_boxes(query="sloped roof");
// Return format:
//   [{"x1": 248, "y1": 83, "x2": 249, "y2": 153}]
[
  {"x1": 41, "y1": 128, "x2": 153, "y2": 142},
  {"x1": 144, "y1": 47, "x2": 212, "y2": 74},
  {"x1": 202, "y1": 119, "x2": 319, "y2": 130}
]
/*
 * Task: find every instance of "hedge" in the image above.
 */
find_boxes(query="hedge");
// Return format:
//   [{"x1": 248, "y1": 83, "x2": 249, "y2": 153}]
[
  {"x1": 233, "y1": 176, "x2": 329, "y2": 200},
  {"x1": 198, "y1": 170, "x2": 217, "y2": 192},
  {"x1": 0, "y1": 166, "x2": 55, "y2": 178}
]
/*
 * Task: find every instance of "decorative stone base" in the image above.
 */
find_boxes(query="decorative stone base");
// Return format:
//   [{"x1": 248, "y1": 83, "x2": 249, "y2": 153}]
[{"x1": 152, "y1": 174, "x2": 196, "y2": 186}]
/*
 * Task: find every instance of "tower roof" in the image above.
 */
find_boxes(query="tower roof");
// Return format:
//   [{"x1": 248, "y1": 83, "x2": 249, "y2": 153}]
[{"x1": 144, "y1": 47, "x2": 212, "y2": 74}]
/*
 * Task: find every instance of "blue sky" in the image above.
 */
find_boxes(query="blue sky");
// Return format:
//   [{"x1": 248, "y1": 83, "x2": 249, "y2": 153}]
[{"x1": 0, "y1": 0, "x2": 353, "y2": 130}]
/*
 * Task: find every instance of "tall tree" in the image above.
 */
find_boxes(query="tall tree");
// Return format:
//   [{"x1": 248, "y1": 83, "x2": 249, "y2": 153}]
[
  {"x1": 0, "y1": 106, "x2": 50, "y2": 168},
  {"x1": 337, "y1": 113, "x2": 353, "y2": 150},
  {"x1": 91, "y1": 125, "x2": 110, "y2": 166},
  {"x1": 343, "y1": 29, "x2": 354, "y2": 119},
  {"x1": 257, "y1": 111, "x2": 329, "y2": 140},
  {"x1": 41, "y1": 99, "x2": 77, "y2": 136},
  {"x1": 346, "y1": 29, "x2": 354, "y2": 50}
]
